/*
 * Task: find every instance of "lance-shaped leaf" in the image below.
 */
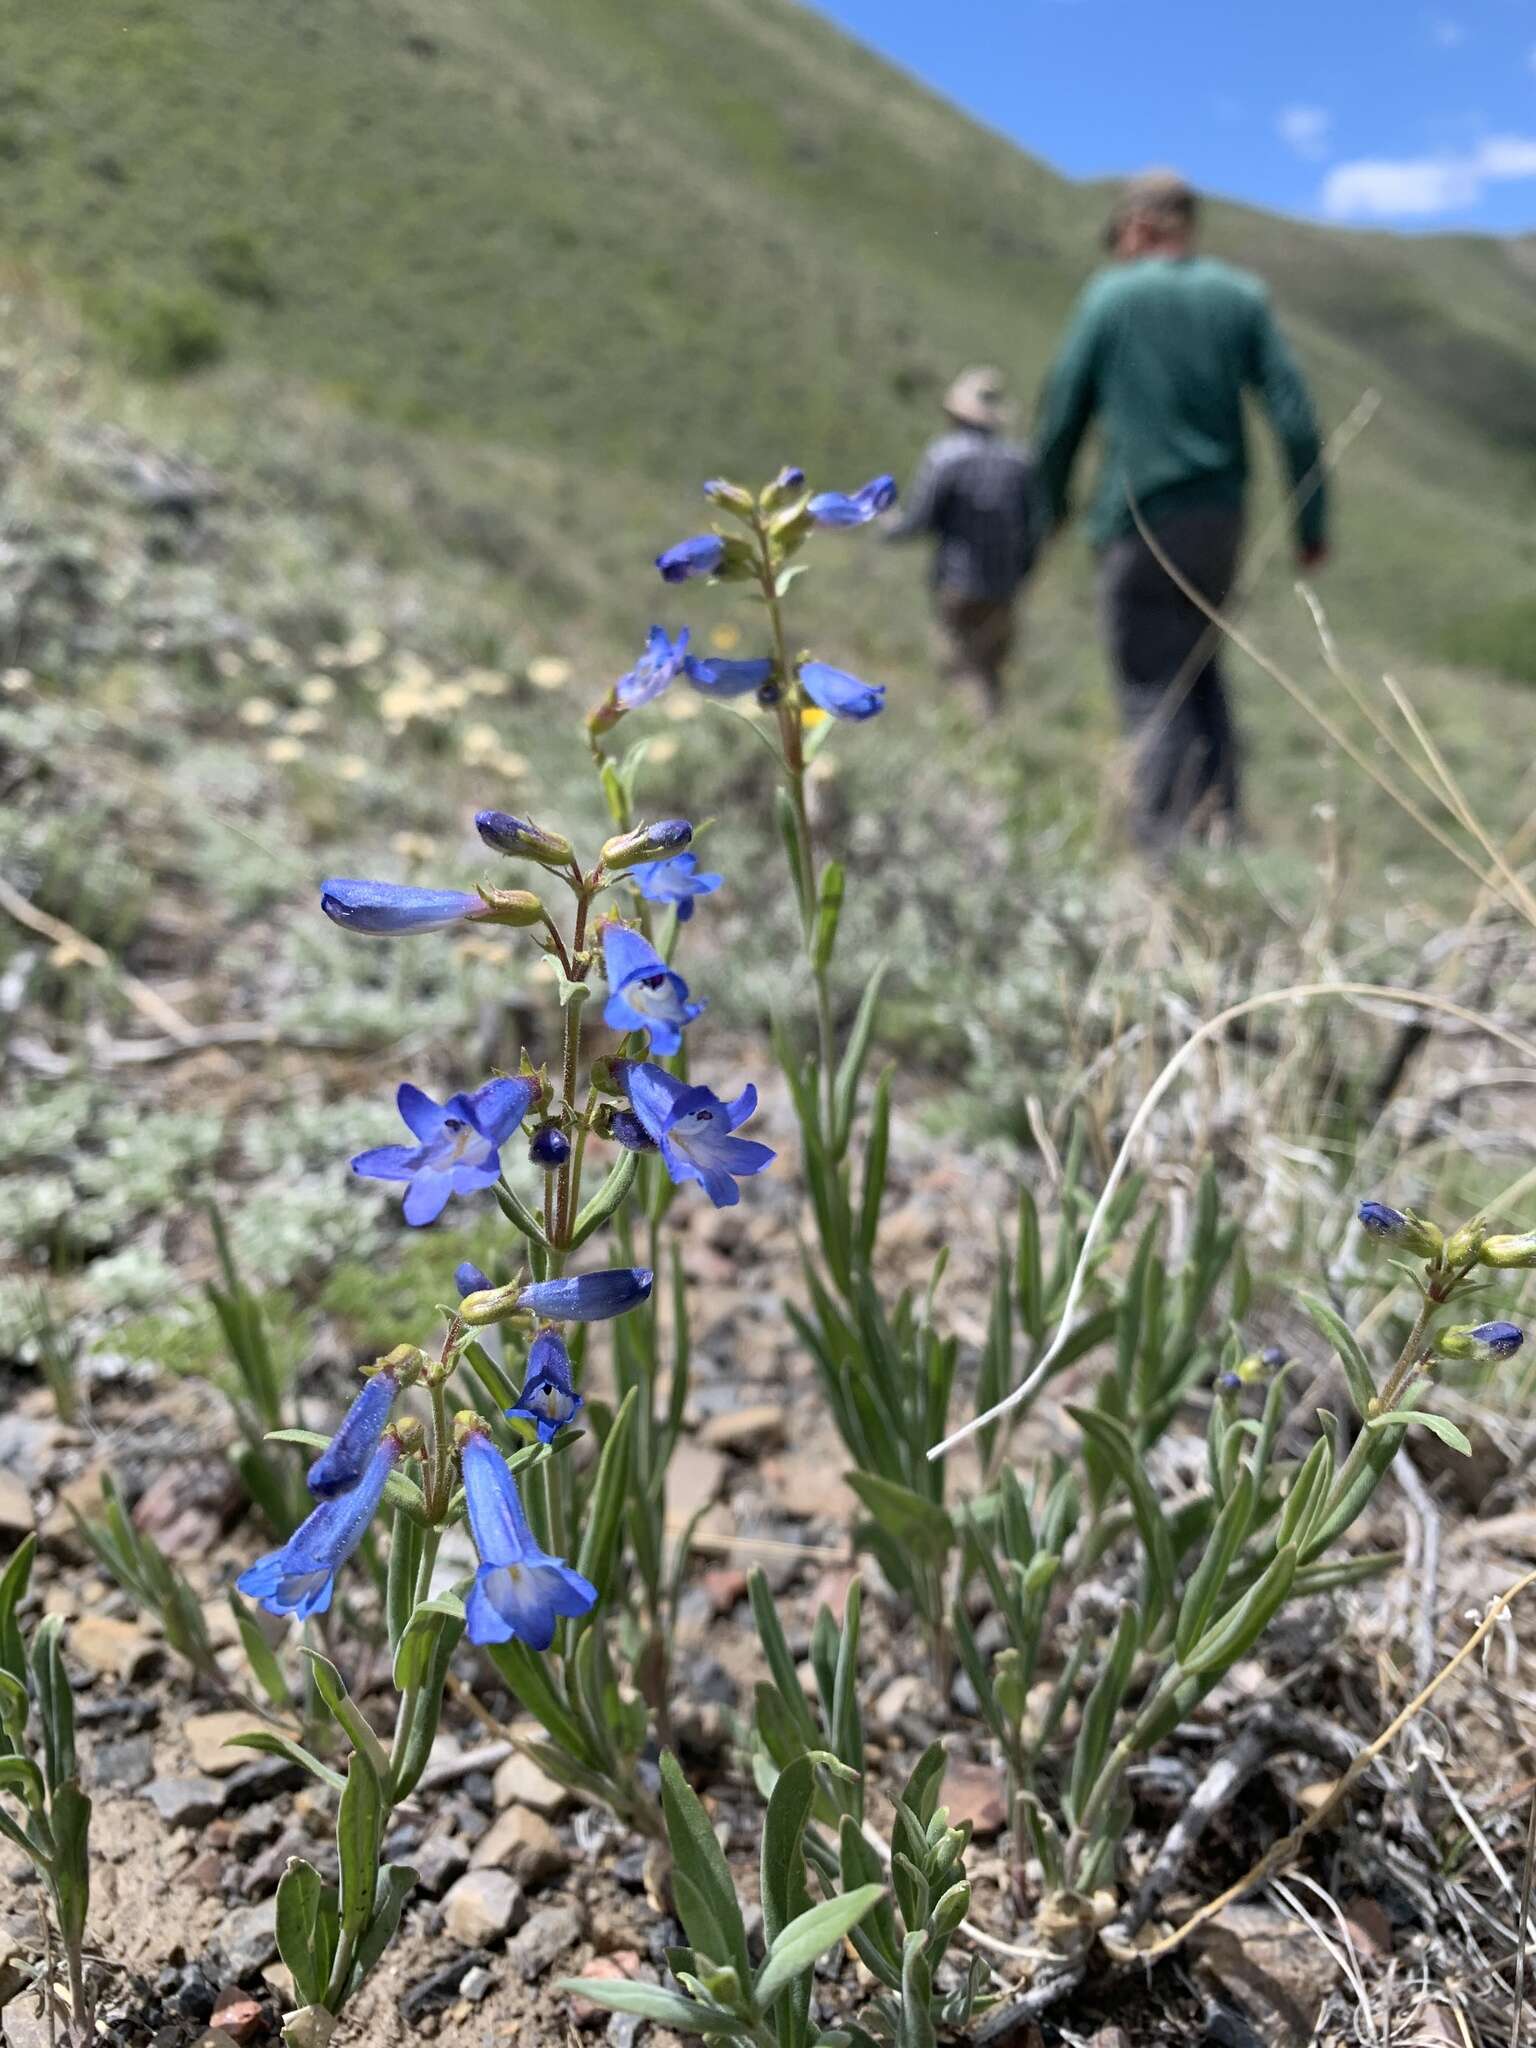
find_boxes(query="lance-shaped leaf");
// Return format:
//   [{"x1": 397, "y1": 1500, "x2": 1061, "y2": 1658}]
[
  {"x1": 577, "y1": 1386, "x2": 637, "y2": 1599},
  {"x1": 225, "y1": 1730, "x2": 345, "y2": 1794},
  {"x1": 556, "y1": 1979, "x2": 753, "y2": 2034},
  {"x1": 1174, "y1": 1466, "x2": 1256, "y2": 1661},
  {"x1": 29, "y1": 1614, "x2": 75, "y2": 1799},
  {"x1": 1182, "y1": 1544, "x2": 1298, "y2": 1676},
  {"x1": 276, "y1": 1857, "x2": 336, "y2": 2009},
  {"x1": 660, "y1": 1751, "x2": 750, "y2": 1983},
  {"x1": 229, "y1": 1592, "x2": 290, "y2": 1711},
  {"x1": 49, "y1": 1779, "x2": 91, "y2": 1952},
  {"x1": 0, "y1": 1536, "x2": 36, "y2": 1692},
  {"x1": 753, "y1": 1885, "x2": 887, "y2": 2010},
  {"x1": 347, "y1": 1863, "x2": 418, "y2": 1997},
  {"x1": 1068, "y1": 1604, "x2": 1139, "y2": 1825},
  {"x1": 303, "y1": 1650, "x2": 392, "y2": 1787},
  {"x1": 336, "y1": 1751, "x2": 384, "y2": 1944},
  {"x1": 846, "y1": 1474, "x2": 953, "y2": 1570},
  {"x1": 1370, "y1": 1410, "x2": 1471, "y2": 1456},
  {"x1": 1300, "y1": 1293, "x2": 1377, "y2": 1419}
]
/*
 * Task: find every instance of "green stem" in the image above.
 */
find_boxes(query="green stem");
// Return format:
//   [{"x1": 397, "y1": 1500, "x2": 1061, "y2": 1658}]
[{"x1": 553, "y1": 885, "x2": 595, "y2": 1252}]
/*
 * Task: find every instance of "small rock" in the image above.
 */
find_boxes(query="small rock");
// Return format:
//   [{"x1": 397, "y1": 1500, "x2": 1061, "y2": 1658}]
[
  {"x1": 570, "y1": 1951, "x2": 647, "y2": 2028},
  {"x1": 133, "y1": 1461, "x2": 244, "y2": 1558},
  {"x1": 470, "y1": 1805, "x2": 568, "y2": 1885},
  {"x1": 185, "y1": 1712, "x2": 271, "y2": 1778},
  {"x1": 492, "y1": 1752, "x2": 572, "y2": 1816},
  {"x1": 606, "y1": 2016, "x2": 646, "y2": 2048},
  {"x1": 68, "y1": 1613, "x2": 161, "y2": 1684},
  {"x1": 668, "y1": 1442, "x2": 727, "y2": 1519},
  {"x1": 507, "y1": 1903, "x2": 584, "y2": 1983},
  {"x1": 0, "y1": 1471, "x2": 32, "y2": 1539},
  {"x1": 221, "y1": 1755, "x2": 305, "y2": 1810},
  {"x1": 612, "y1": 1849, "x2": 648, "y2": 1892},
  {"x1": 940, "y1": 1759, "x2": 1007, "y2": 1839},
  {"x1": 399, "y1": 1951, "x2": 491, "y2": 2026},
  {"x1": 698, "y1": 1405, "x2": 787, "y2": 1456},
  {"x1": 1193, "y1": 1903, "x2": 1341, "y2": 2044},
  {"x1": 92, "y1": 1733, "x2": 154, "y2": 1791},
  {"x1": 414, "y1": 1833, "x2": 471, "y2": 1898},
  {"x1": 1342, "y1": 1894, "x2": 1392, "y2": 1962},
  {"x1": 209, "y1": 1900, "x2": 279, "y2": 1981},
  {"x1": 459, "y1": 1965, "x2": 495, "y2": 2003},
  {"x1": 76, "y1": 1692, "x2": 159, "y2": 1732},
  {"x1": 701, "y1": 1567, "x2": 748, "y2": 1615},
  {"x1": 2, "y1": 2004, "x2": 51, "y2": 2048},
  {"x1": 210, "y1": 1985, "x2": 265, "y2": 2043},
  {"x1": 142, "y1": 1777, "x2": 226, "y2": 1828},
  {"x1": 873, "y1": 1674, "x2": 923, "y2": 1731},
  {"x1": 443, "y1": 1870, "x2": 526, "y2": 1948}
]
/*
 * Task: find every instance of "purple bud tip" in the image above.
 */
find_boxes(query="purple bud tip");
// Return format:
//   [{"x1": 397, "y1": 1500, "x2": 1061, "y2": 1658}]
[
  {"x1": 1358, "y1": 1201, "x2": 1407, "y2": 1238},
  {"x1": 528, "y1": 1124, "x2": 572, "y2": 1170},
  {"x1": 1260, "y1": 1345, "x2": 1287, "y2": 1369},
  {"x1": 455, "y1": 1262, "x2": 492, "y2": 1298},
  {"x1": 610, "y1": 1109, "x2": 657, "y2": 1153},
  {"x1": 1474, "y1": 1320, "x2": 1523, "y2": 1359},
  {"x1": 649, "y1": 819, "x2": 692, "y2": 852},
  {"x1": 1216, "y1": 1372, "x2": 1242, "y2": 1393}
]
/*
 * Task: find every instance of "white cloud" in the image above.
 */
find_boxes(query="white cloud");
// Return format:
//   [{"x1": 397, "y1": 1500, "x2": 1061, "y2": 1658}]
[
  {"x1": 1321, "y1": 132, "x2": 1536, "y2": 219},
  {"x1": 1277, "y1": 104, "x2": 1332, "y2": 162},
  {"x1": 1428, "y1": 14, "x2": 1465, "y2": 48}
]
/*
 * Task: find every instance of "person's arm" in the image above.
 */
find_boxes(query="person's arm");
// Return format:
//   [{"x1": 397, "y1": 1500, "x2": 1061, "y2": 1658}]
[
  {"x1": 882, "y1": 444, "x2": 945, "y2": 542},
  {"x1": 1248, "y1": 294, "x2": 1327, "y2": 560},
  {"x1": 1034, "y1": 290, "x2": 1104, "y2": 532}
]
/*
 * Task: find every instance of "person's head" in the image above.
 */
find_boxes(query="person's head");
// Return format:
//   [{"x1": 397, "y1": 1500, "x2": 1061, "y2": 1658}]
[
  {"x1": 942, "y1": 364, "x2": 1011, "y2": 433},
  {"x1": 1103, "y1": 169, "x2": 1199, "y2": 261}
]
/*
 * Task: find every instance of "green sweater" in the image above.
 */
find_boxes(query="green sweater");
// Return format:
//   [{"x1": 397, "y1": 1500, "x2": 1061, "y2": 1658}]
[{"x1": 1035, "y1": 255, "x2": 1326, "y2": 551}]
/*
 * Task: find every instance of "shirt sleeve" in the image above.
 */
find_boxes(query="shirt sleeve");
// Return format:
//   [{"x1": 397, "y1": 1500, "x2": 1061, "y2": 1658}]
[
  {"x1": 1248, "y1": 294, "x2": 1327, "y2": 551},
  {"x1": 1034, "y1": 290, "x2": 1104, "y2": 531},
  {"x1": 883, "y1": 443, "x2": 946, "y2": 541}
]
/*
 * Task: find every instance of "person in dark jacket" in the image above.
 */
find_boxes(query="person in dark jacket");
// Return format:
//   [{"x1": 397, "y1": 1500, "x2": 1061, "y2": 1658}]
[
  {"x1": 1035, "y1": 170, "x2": 1327, "y2": 850},
  {"x1": 885, "y1": 366, "x2": 1043, "y2": 716}
]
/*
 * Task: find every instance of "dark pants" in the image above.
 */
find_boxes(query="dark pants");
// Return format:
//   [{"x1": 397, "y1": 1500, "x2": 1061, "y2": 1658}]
[
  {"x1": 934, "y1": 589, "x2": 1017, "y2": 717},
  {"x1": 1098, "y1": 506, "x2": 1243, "y2": 851}
]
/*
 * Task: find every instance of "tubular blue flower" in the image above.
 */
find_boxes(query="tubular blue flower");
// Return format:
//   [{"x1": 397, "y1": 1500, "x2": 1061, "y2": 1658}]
[
  {"x1": 601, "y1": 819, "x2": 693, "y2": 870},
  {"x1": 455, "y1": 1261, "x2": 492, "y2": 1298},
  {"x1": 515, "y1": 1269, "x2": 653, "y2": 1322},
  {"x1": 306, "y1": 1369, "x2": 399, "y2": 1499},
  {"x1": 807, "y1": 475, "x2": 898, "y2": 527},
  {"x1": 656, "y1": 536, "x2": 724, "y2": 584},
  {"x1": 507, "y1": 1328, "x2": 583, "y2": 1443},
  {"x1": 1357, "y1": 1201, "x2": 1443, "y2": 1258},
  {"x1": 630, "y1": 851, "x2": 723, "y2": 924},
  {"x1": 799, "y1": 661, "x2": 886, "y2": 721},
  {"x1": 461, "y1": 1427, "x2": 597, "y2": 1649},
  {"x1": 616, "y1": 627, "x2": 692, "y2": 710},
  {"x1": 601, "y1": 925, "x2": 703, "y2": 1057},
  {"x1": 683, "y1": 654, "x2": 776, "y2": 699},
  {"x1": 352, "y1": 1075, "x2": 537, "y2": 1226},
  {"x1": 622, "y1": 1061, "x2": 775, "y2": 1209},
  {"x1": 237, "y1": 1435, "x2": 401, "y2": 1619},
  {"x1": 321, "y1": 879, "x2": 485, "y2": 936},
  {"x1": 474, "y1": 812, "x2": 574, "y2": 867},
  {"x1": 1438, "y1": 1320, "x2": 1524, "y2": 1363}
]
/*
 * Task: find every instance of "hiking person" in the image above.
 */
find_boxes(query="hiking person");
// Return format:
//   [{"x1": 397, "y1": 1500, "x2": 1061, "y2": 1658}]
[
  {"x1": 1035, "y1": 169, "x2": 1327, "y2": 851},
  {"x1": 884, "y1": 366, "x2": 1044, "y2": 716}
]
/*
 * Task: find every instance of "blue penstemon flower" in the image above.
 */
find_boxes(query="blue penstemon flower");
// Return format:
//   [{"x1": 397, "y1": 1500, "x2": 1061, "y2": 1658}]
[
  {"x1": 517, "y1": 1268, "x2": 653, "y2": 1322},
  {"x1": 459, "y1": 1423, "x2": 597, "y2": 1649},
  {"x1": 306, "y1": 1366, "x2": 400, "y2": 1499},
  {"x1": 800, "y1": 661, "x2": 885, "y2": 721},
  {"x1": 353, "y1": 1076, "x2": 537, "y2": 1226},
  {"x1": 807, "y1": 475, "x2": 897, "y2": 527},
  {"x1": 601, "y1": 924, "x2": 703, "y2": 1057},
  {"x1": 684, "y1": 655, "x2": 776, "y2": 699},
  {"x1": 656, "y1": 535, "x2": 725, "y2": 583},
  {"x1": 617, "y1": 627, "x2": 692, "y2": 710},
  {"x1": 238, "y1": 1432, "x2": 402, "y2": 1619},
  {"x1": 322, "y1": 879, "x2": 487, "y2": 935},
  {"x1": 507, "y1": 1327, "x2": 583, "y2": 1442},
  {"x1": 630, "y1": 851, "x2": 722, "y2": 923},
  {"x1": 622, "y1": 1060, "x2": 775, "y2": 1208}
]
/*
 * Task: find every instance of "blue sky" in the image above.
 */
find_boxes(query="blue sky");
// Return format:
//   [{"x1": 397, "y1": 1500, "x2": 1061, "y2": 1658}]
[{"x1": 808, "y1": 0, "x2": 1536, "y2": 231}]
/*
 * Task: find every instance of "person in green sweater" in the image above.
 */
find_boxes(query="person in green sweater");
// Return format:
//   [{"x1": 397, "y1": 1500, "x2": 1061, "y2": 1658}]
[{"x1": 1035, "y1": 169, "x2": 1327, "y2": 852}]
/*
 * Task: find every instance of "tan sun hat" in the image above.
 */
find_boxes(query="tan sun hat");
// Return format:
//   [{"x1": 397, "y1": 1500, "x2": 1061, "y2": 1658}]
[{"x1": 943, "y1": 365, "x2": 1012, "y2": 430}]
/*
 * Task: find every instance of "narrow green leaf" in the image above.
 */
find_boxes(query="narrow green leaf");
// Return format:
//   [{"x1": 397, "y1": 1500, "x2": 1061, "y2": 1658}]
[
  {"x1": 813, "y1": 862, "x2": 845, "y2": 976},
  {"x1": 0, "y1": 1536, "x2": 38, "y2": 1688},
  {"x1": 336, "y1": 1751, "x2": 383, "y2": 1943},
  {"x1": 572, "y1": 1150, "x2": 641, "y2": 1247},
  {"x1": 1182, "y1": 1544, "x2": 1298, "y2": 1676},
  {"x1": 49, "y1": 1779, "x2": 91, "y2": 1950},
  {"x1": 484, "y1": 1641, "x2": 595, "y2": 1764},
  {"x1": 224, "y1": 1731, "x2": 345, "y2": 1795},
  {"x1": 754, "y1": 1885, "x2": 886, "y2": 2009},
  {"x1": 276, "y1": 1857, "x2": 332, "y2": 2008},
  {"x1": 1300, "y1": 1293, "x2": 1377, "y2": 1420},
  {"x1": 1174, "y1": 1466, "x2": 1255, "y2": 1661},
  {"x1": 29, "y1": 1615, "x2": 74, "y2": 1798},
  {"x1": 557, "y1": 1980, "x2": 751, "y2": 2034},
  {"x1": 1370, "y1": 1410, "x2": 1471, "y2": 1455},
  {"x1": 1067, "y1": 1604, "x2": 1138, "y2": 1824},
  {"x1": 302, "y1": 1651, "x2": 392, "y2": 1787},
  {"x1": 660, "y1": 1751, "x2": 750, "y2": 1983},
  {"x1": 347, "y1": 1862, "x2": 417, "y2": 1996},
  {"x1": 845, "y1": 1474, "x2": 953, "y2": 1568},
  {"x1": 229, "y1": 1594, "x2": 290, "y2": 1710},
  {"x1": 832, "y1": 961, "x2": 890, "y2": 1159},
  {"x1": 577, "y1": 1386, "x2": 638, "y2": 1597}
]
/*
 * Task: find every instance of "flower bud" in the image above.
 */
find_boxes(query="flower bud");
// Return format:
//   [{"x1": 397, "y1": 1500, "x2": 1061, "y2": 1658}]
[
  {"x1": 1436, "y1": 1320, "x2": 1523, "y2": 1363},
  {"x1": 457, "y1": 1282, "x2": 527, "y2": 1328},
  {"x1": 656, "y1": 535, "x2": 725, "y2": 584},
  {"x1": 1215, "y1": 1371, "x2": 1242, "y2": 1395},
  {"x1": 1260, "y1": 1345, "x2": 1288, "y2": 1369},
  {"x1": 760, "y1": 466, "x2": 806, "y2": 512},
  {"x1": 589, "y1": 1056, "x2": 625, "y2": 1096},
  {"x1": 1357, "y1": 1201, "x2": 1443, "y2": 1259},
  {"x1": 703, "y1": 477, "x2": 755, "y2": 515},
  {"x1": 1444, "y1": 1216, "x2": 1489, "y2": 1267},
  {"x1": 608, "y1": 1108, "x2": 657, "y2": 1153},
  {"x1": 475, "y1": 811, "x2": 574, "y2": 868},
  {"x1": 599, "y1": 819, "x2": 693, "y2": 871},
  {"x1": 1479, "y1": 1232, "x2": 1536, "y2": 1269},
  {"x1": 388, "y1": 1415, "x2": 426, "y2": 1455},
  {"x1": 473, "y1": 887, "x2": 547, "y2": 927},
  {"x1": 528, "y1": 1123, "x2": 571, "y2": 1169},
  {"x1": 586, "y1": 691, "x2": 626, "y2": 737},
  {"x1": 455, "y1": 1262, "x2": 492, "y2": 1299}
]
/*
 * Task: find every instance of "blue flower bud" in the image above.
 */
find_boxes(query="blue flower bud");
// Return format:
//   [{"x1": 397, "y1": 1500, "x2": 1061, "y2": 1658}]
[
  {"x1": 1437, "y1": 1320, "x2": 1523, "y2": 1363},
  {"x1": 799, "y1": 661, "x2": 886, "y2": 721},
  {"x1": 321, "y1": 879, "x2": 485, "y2": 936},
  {"x1": 1216, "y1": 1371, "x2": 1242, "y2": 1395},
  {"x1": 703, "y1": 478, "x2": 755, "y2": 514},
  {"x1": 807, "y1": 475, "x2": 898, "y2": 527},
  {"x1": 609, "y1": 1108, "x2": 657, "y2": 1152},
  {"x1": 474, "y1": 812, "x2": 574, "y2": 868},
  {"x1": 656, "y1": 536, "x2": 725, "y2": 584},
  {"x1": 1357, "y1": 1201, "x2": 1443, "y2": 1259},
  {"x1": 515, "y1": 1268, "x2": 654, "y2": 1323},
  {"x1": 455, "y1": 1262, "x2": 492, "y2": 1298},
  {"x1": 528, "y1": 1123, "x2": 571, "y2": 1170},
  {"x1": 306, "y1": 1367, "x2": 400, "y2": 1499},
  {"x1": 1260, "y1": 1345, "x2": 1287, "y2": 1369},
  {"x1": 600, "y1": 819, "x2": 693, "y2": 871},
  {"x1": 1480, "y1": 1232, "x2": 1536, "y2": 1269}
]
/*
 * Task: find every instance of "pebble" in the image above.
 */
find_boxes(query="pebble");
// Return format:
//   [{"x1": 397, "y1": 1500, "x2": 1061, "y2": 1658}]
[
  {"x1": 68, "y1": 1613, "x2": 162, "y2": 1683},
  {"x1": 507, "y1": 1903, "x2": 584, "y2": 1982},
  {"x1": 697, "y1": 1404, "x2": 787, "y2": 1455},
  {"x1": 209, "y1": 1986, "x2": 266, "y2": 2043},
  {"x1": 442, "y1": 1870, "x2": 526, "y2": 1947},
  {"x1": 91, "y1": 1732, "x2": 155, "y2": 1791},
  {"x1": 940, "y1": 1759, "x2": 1007, "y2": 1839},
  {"x1": 142, "y1": 1776, "x2": 227, "y2": 1828},
  {"x1": 606, "y1": 2015, "x2": 646, "y2": 2048},
  {"x1": 0, "y1": 1470, "x2": 33, "y2": 1538},
  {"x1": 492, "y1": 1751, "x2": 572, "y2": 1816},
  {"x1": 185, "y1": 1711, "x2": 271, "y2": 1777},
  {"x1": 459, "y1": 1965, "x2": 495, "y2": 2003},
  {"x1": 667, "y1": 1442, "x2": 727, "y2": 1519},
  {"x1": 469, "y1": 1804, "x2": 568, "y2": 1884},
  {"x1": 208, "y1": 1900, "x2": 279, "y2": 1981},
  {"x1": 399, "y1": 1950, "x2": 492, "y2": 2026},
  {"x1": 413, "y1": 1833, "x2": 470, "y2": 1898}
]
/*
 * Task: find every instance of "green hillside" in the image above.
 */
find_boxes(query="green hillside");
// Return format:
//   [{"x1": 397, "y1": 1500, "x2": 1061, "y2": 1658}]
[{"x1": 9, "y1": 0, "x2": 1536, "y2": 658}]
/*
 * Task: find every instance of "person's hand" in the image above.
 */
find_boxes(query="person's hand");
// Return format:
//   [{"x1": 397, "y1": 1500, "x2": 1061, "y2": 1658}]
[{"x1": 1297, "y1": 542, "x2": 1329, "y2": 572}]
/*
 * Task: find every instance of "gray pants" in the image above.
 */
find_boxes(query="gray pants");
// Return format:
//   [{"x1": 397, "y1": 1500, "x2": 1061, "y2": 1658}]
[{"x1": 1098, "y1": 506, "x2": 1243, "y2": 851}]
